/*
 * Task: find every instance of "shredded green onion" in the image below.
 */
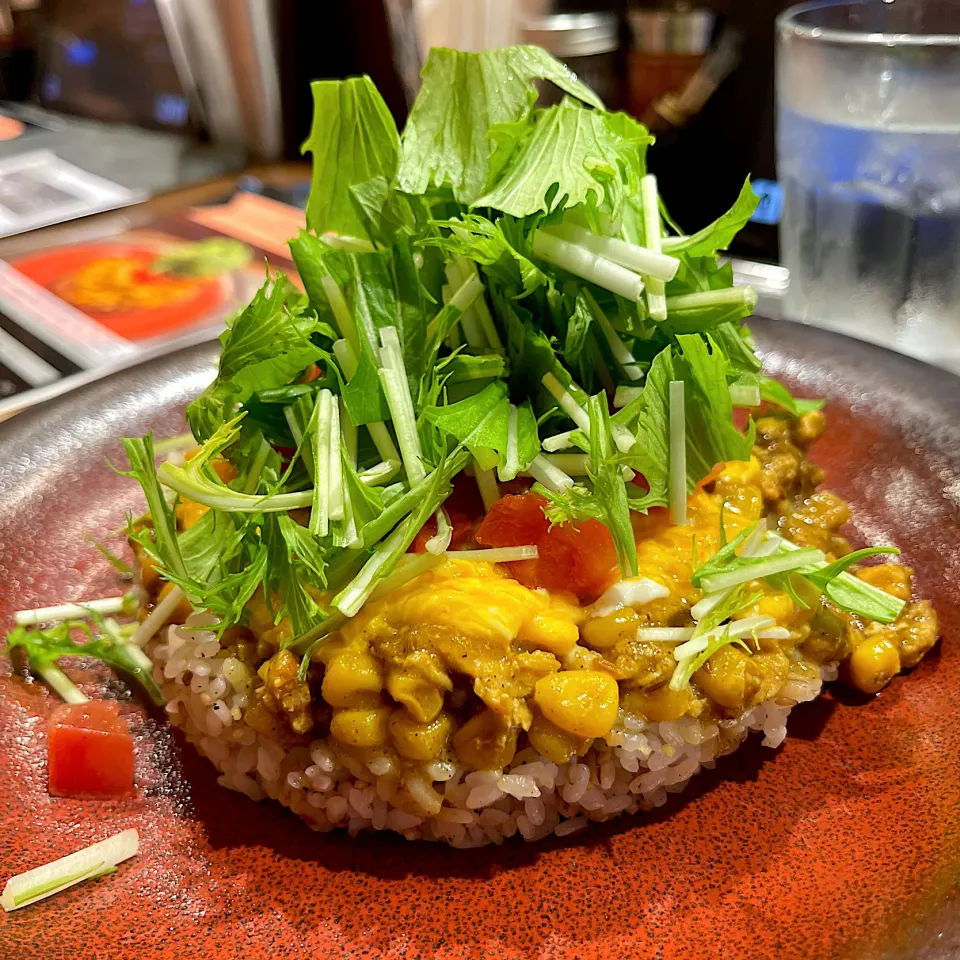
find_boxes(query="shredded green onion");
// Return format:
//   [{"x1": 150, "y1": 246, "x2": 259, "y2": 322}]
[
  {"x1": 446, "y1": 546, "x2": 538, "y2": 562},
  {"x1": 669, "y1": 380, "x2": 687, "y2": 526},
  {"x1": 2, "y1": 829, "x2": 138, "y2": 912},
  {"x1": 473, "y1": 460, "x2": 501, "y2": 512},
  {"x1": 320, "y1": 273, "x2": 361, "y2": 354},
  {"x1": 541, "y1": 429, "x2": 576, "y2": 453},
  {"x1": 614, "y1": 385, "x2": 644, "y2": 409},
  {"x1": 532, "y1": 230, "x2": 645, "y2": 301},
  {"x1": 527, "y1": 454, "x2": 575, "y2": 493},
  {"x1": 729, "y1": 383, "x2": 762, "y2": 407},
  {"x1": 541, "y1": 372, "x2": 590, "y2": 433},
  {"x1": 378, "y1": 326, "x2": 426, "y2": 484},
  {"x1": 699, "y1": 547, "x2": 825, "y2": 595},
  {"x1": 543, "y1": 223, "x2": 680, "y2": 281},
  {"x1": 665, "y1": 286, "x2": 758, "y2": 315},
  {"x1": 640, "y1": 175, "x2": 667, "y2": 320},
  {"x1": 15, "y1": 593, "x2": 136, "y2": 627}
]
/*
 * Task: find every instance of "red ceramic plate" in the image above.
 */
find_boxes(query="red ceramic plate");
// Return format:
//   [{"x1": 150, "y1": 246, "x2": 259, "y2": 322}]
[{"x1": 1, "y1": 320, "x2": 958, "y2": 960}]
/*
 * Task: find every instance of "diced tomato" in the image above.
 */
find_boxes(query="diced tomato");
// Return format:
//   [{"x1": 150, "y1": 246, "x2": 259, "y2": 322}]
[
  {"x1": 733, "y1": 408, "x2": 750, "y2": 432},
  {"x1": 298, "y1": 363, "x2": 322, "y2": 384},
  {"x1": 271, "y1": 443, "x2": 297, "y2": 473},
  {"x1": 411, "y1": 509, "x2": 476, "y2": 554},
  {"x1": 410, "y1": 472, "x2": 495, "y2": 554},
  {"x1": 497, "y1": 476, "x2": 535, "y2": 498},
  {"x1": 445, "y1": 473, "x2": 487, "y2": 521},
  {"x1": 48, "y1": 701, "x2": 135, "y2": 800},
  {"x1": 475, "y1": 493, "x2": 619, "y2": 601},
  {"x1": 631, "y1": 505, "x2": 671, "y2": 540},
  {"x1": 132, "y1": 266, "x2": 162, "y2": 285}
]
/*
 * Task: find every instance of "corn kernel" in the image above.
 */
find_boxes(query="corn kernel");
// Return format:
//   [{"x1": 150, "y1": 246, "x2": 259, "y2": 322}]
[
  {"x1": 321, "y1": 649, "x2": 384, "y2": 708},
  {"x1": 581, "y1": 608, "x2": 641, "y2": 650},
  {"x1": 389, "y1": 710, "x2": 453, "y2": 761},
  {"x1": 694, "y1": 646, "x2": 748, "y2": 709},
  {"x1": 330, "y1": 705, "x2": 391, "y2": 748},
  {"x1": 516, "y1": 614, "x2": 579, "y2": 656},
  {"x1": 452, "y1": 710, "x2": 517, "y2": 770},
  {"x1": 527, "y1": 712, "x2": 588, "y2": 764},
  {"x1": 622, "y1": 683, "x2": 692, "y2": 723},
  {"x1": 533, "y1": 670, "x2": 619, "y2": 738},
  {"x1": 386, "y1": 668, "x2": 444, "y2": 723},
  {"x1": 848, "y1": 634, "x2": 901, "y2": 694}
]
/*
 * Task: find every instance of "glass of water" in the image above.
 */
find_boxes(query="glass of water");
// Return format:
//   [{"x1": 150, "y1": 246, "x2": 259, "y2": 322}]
[{"x1": 777, "y1": 1, "x2": 960, "y2": 372}]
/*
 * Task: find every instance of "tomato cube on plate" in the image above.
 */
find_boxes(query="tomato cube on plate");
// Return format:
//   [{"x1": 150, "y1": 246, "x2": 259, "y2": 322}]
[{"x1": 47, "y1": 701, "x2": 135, "y2": 799}]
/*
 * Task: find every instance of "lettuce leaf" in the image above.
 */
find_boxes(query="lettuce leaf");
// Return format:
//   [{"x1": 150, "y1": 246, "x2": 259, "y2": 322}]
[
  {"x1": 441, "y1": 352, "x2": 509, "y2": 385},
  {"x1": 587, "y1": 394, "x2": 638, "y2": 577},
  {"x1": 262, "y1": 513, "x2": 326, "y2": 639},
  {"x1": 193, "y1": 543, "x2": 268, "y2": 629},
  {"x1": 348, "y1": 176, "x2": 432, "y2": 249},
  {"x1": 617, "y1": 349, "x2": 671, "y2": 512},
  {"x1": 352, "y1": 239, "x2": 429, "y2": 393},
  {"x1": 674, "y1": 333, "x2": 755, "y2": 479},
  {"x1": 290, "y1": 234, "x2": 435, "y2": 425},
  {"x1": 709, "y1": 321, "x2": 763, "y2": 374},
  {"x1": 177, "y1": 508, "x2": 244, "y2": 583},
  {"x1": 616, "y1": 333, "x2": 754, "y2": 509},
  {"x1": 561, "y1": 290, "x2": 596, "y2": 388},
  {"x1": 491, "y1": 288, "x2": 576, "y2": 416},
  {"x1": 663, "y1": 178, "x2": 760, "y2": 258},
  {"x1": 423, "y1": 380, "x2": 511, "y2": 471},
  {"x1": 424, "y1": 213, "x2": 544, "y2": 297},
  {"x1": 473, "y1": 99, "x2": 646, "y2": 218},
  {"x1": 395, "y1": 45, "x2": 604, "y2": 205},
  {"x1": 7, "y1": 619, "x2": 165, "y2": 706},
  {"x1": 757, "y1": 376, "x2": 825, "y2": 416},
  {"x1": 186, "y1": 274, "x2": 326, "y2": 442},
  {"x1": 117, "y1": 436, "x2": 186, "y2": 580},
  {"x1": 301, "y1": 77, "x2": 400, "y2": 243}
]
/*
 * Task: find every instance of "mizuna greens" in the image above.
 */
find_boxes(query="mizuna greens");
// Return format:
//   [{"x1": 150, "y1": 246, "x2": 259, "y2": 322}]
[{"x1": 99, "y1": 45, "x2": 898, "y2": 673}]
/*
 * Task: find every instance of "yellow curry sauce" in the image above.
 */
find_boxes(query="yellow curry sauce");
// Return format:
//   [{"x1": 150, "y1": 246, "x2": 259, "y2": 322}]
[{"x1": 136, "y1": 413, "x2": 938, "y2": 805}]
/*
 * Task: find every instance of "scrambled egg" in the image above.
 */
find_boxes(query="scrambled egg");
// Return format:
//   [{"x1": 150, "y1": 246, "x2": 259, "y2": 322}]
[{"x1": 303, "y1": 460, "x2": 790, "y2": 772}]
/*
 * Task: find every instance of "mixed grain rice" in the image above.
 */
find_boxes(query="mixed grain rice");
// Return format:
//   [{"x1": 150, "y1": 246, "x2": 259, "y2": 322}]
[{"x1": 150, "y1": 613, "x2": 836, "y2": 846}]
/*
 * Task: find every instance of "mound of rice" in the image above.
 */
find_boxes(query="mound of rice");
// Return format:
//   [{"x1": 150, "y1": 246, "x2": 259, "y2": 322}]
[{"x1": 147, "y1": 612, "x2": 837, "y2": 846}]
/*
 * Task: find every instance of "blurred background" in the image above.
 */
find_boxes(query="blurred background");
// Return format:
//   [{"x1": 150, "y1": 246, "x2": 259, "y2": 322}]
[
  {"x1": 0, "y1": 0, "x2": 956, "y2": 415},
  {"x1": 0, "y1": 0, "x2": 784, "y2": 250}
]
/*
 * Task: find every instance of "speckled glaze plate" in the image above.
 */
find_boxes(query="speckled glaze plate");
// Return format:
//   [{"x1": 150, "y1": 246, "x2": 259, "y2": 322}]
[{"x1": 1, "y1": 319, "x2": 959, "y2": 960}]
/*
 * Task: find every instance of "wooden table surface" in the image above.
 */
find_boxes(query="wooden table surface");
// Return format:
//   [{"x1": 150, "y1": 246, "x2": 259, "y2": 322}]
[{"x1": 0, "y1": 162, "x2": 310, "y2": 261}]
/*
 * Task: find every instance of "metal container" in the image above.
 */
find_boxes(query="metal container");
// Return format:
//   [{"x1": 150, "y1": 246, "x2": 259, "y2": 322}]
[
  {"x1": 521, "y1": 12, "x2": 618, "y2": 104},
  {"x1": 629, "y1": 8, "x2": 714, "y2": 56},
  {"x1": 161, "y1": 0, "x2": 283, "y2": 161}
]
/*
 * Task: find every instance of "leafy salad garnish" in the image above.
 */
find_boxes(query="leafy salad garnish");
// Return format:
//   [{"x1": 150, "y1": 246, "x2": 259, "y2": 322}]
[
  {"x1": 8, "y1": 44, "x2": 906, "y2": 692},
  {"x1": 7, "y1": 614, "x2": 164, "y2": 706}
]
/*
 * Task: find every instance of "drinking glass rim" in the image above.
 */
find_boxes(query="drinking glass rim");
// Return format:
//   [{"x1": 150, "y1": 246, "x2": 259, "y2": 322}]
[{"x1": 778, "y1": 0, "x2": 960, "y2": 47}]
